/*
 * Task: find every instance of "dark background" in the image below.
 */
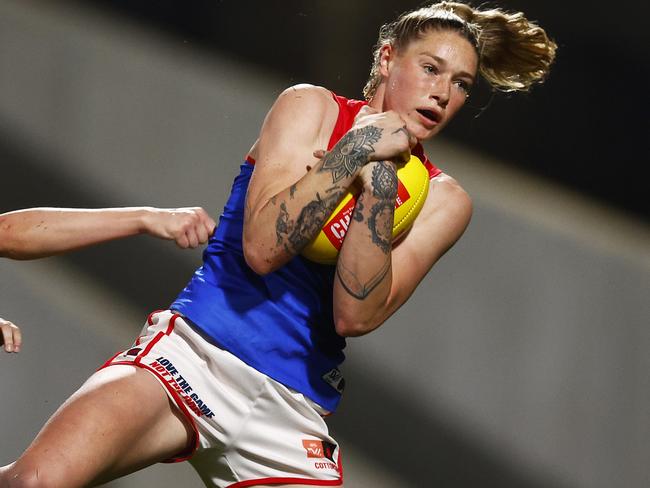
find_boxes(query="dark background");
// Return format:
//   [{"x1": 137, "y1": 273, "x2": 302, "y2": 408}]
[{"x1": 77, "y1": 0, "x2": 649, "y2": 223}]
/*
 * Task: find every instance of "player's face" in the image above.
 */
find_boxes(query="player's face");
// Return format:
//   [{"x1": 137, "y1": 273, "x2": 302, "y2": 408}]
[{"x1": 379, "y1": 29, "x2": 478, "y2": 141}]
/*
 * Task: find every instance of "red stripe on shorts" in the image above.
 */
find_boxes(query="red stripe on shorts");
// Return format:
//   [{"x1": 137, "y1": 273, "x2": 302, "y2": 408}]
[
  {"x1": 135, "y1": 314, "x2": 177, "y2": 365},
  {"x1": 228, "y1": 450, "x2": 343, "y2": 487}
]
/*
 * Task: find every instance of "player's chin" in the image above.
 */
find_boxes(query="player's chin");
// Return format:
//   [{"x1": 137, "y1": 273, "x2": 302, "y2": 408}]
[
  {"x1": 413, "y1": 127, "x2": 438, "y2": 142},
  {"x1": 422, "y1": 122, "x2": 448, "y2": 140},
  {"x1": 409, "y1": 121, "x2": 441, "y2": 142},
  {"x1": 405, "y1": 124, "x2": 427, "y2": 143}
]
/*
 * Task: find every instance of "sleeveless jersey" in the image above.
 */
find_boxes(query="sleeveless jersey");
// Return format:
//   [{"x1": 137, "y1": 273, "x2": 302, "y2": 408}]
[{"x1": 171, "y1": 91, "x2": 441, "y2": 412}]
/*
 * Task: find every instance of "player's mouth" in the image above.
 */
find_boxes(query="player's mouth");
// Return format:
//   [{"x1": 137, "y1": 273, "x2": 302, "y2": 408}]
[{"x1": 416, "y1": 108, "x2": 442, "y2": 128}]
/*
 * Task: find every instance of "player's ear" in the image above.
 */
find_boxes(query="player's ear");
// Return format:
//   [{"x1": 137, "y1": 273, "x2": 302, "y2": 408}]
[{"x1": 378, "y1": 43, "x2": 395, "y2": 77}]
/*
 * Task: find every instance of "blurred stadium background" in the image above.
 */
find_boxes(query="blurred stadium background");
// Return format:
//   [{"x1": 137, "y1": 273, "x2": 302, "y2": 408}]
[{"x1": 1, "y1": 1, "x2": 648, "y2": 487}]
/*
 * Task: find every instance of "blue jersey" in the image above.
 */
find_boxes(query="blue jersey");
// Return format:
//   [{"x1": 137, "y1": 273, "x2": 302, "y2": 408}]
[{"x1": 171, "y1": 161, "x2": 346, "y2": 412}]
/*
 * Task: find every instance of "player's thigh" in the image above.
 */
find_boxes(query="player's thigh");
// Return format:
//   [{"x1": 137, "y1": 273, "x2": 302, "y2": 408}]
[{"x1": 5, "y1": 365, "x2": 192, "y2": 487}]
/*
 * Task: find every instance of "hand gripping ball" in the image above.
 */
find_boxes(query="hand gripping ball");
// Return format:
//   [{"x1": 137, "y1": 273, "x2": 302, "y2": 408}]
[{"x1": 301, "y1": 155, "x2": 429, "y2": 265}]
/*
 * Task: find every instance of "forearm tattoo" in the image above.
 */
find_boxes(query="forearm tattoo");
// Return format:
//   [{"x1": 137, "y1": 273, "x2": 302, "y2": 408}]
[
  {"x1": 319, "y1": 126, "x2": 382, "y2": 184},
  {"x1": 275, "y1": 202, "x2": 291, "y2": 246},
  {"x1": 352, "y1": 192, "x2": 365, "y2": 223},
  {"x1": 336, "y1": 258, "x2": 391, "y2": 300},
  {"x1": 335, "y1": 162, "x2": 396, "y2": 299},
  {"x1": 272, "y1": 125, "x2": 384, "y2": 255},
  {"x1": 366, "y1": 162, "x2": 397, "y2": 254},
  {"x1": 275, "y1": 188, "x2": 344, "y2": 253}
]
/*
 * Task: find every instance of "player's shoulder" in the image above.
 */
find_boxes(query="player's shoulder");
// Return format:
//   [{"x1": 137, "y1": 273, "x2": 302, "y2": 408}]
[
  {"x1": 264, "y1": 84, "x2": 339, "y2": 143},
  {"x1": 274, "y1": 84, "x2": 338, "y2": 115},
  {"x1": 278, "y1": 83, "x2": 333, "y2": 99}
]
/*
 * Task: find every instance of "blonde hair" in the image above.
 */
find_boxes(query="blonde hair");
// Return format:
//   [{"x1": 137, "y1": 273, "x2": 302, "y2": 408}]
[{"x1": 363, "y1": 1, "x2": 557, "y2": 100}]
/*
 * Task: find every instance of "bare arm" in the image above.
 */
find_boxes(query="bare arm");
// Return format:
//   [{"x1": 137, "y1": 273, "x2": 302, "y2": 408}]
[
  {"x1": 243, "y1": 85, "x2": 412, "y2": 275},
  {"x1": 0, "y1": 206, "x2": 216, "y2": 260},
  {"x1": 333, "y1": 173, "x2": 472, "y2": 336}
]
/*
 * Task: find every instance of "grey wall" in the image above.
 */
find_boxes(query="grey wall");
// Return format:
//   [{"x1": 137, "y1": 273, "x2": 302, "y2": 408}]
[{"x1": 1, "y1": 1, "x2": 649, "y2": 487}]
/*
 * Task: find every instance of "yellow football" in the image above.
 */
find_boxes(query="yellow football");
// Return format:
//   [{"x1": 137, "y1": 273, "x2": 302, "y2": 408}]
[{"x1": 301, "y1": 155, "x2": 429, "y2": 265}]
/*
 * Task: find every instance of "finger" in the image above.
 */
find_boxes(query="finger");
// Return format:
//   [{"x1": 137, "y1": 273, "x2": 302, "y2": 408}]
[
  {"x1": 200, "y1": 211, "x2": 217, "y2": 238},
  {"x1": 175, "y1": 233, "x2": 190, "y2": 249},
  {"x1": 1, "y1": 325, "x2": 14, "y2": 353},
  {"x1": 12, "y1": 326, "x2": 22, "y2": 352},
  {"x1": 206, "y1": 219, "x2": 217, "y2": 237},
  {"x1": 196, "y1": 221, "x2": 210, "y2": 244},
  {"x1": 194, "y1": 208, "x2": 216, "y2": 238},
  {"x1": 186, "y1": 229, "x2": 200, "y2": 249}
]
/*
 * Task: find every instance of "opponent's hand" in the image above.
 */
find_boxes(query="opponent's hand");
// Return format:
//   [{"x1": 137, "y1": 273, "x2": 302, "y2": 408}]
[
  {"x1": 1, "y1": 317, "x2": 21, "y2": 353},
  {"x1": 142, "y1": 207, "x2": 217, "y2": 249},
  {"x1": 350, "y1": 105, "x2": 415, "y2": 164}
]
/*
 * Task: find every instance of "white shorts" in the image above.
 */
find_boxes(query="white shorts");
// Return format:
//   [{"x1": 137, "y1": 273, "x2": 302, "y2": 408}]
[{"x1": 101, "y1": 310, "x2": 343, "y2": 487}]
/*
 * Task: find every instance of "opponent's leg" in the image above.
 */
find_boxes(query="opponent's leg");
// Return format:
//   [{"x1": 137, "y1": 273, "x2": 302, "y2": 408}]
[{"x1": 0, "y1": 365, "x2": 193, "y2": 488}]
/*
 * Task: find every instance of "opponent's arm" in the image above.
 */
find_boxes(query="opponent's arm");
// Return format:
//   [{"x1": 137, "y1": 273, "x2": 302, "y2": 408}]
[
  {"x1": 333, "y1": 173, "x2": 472, "y2": 337},
  {"x1": 243, "y1": 85, "x2": 411, "y2": 275},
  {"x1": 0, "y1": 317, "x2": 21, "y2": 353},
  {"x1": 0, "y1": 206, "x2": 216, "y2": 260}
]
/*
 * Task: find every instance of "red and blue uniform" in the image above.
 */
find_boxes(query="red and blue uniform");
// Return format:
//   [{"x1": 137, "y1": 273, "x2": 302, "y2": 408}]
[{"x1": 171, "y1": 92, "x2": 440, "y2": 413}]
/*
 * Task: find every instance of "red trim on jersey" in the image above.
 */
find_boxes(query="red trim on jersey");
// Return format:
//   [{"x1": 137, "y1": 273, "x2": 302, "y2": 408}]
[
  {"x1": 327, "y1": 92, "x2": 367, "y2": 150},
  {"x1": 227, "y1": 450, "x2": 343, "y2": 487},
  {"x1": 245, "y1": 93, "x2": 367, "y2": 163}
]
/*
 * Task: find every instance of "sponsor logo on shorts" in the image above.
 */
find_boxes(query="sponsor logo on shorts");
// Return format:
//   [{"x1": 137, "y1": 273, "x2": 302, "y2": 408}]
[
  {"x1": 322, "y1": 368, "x2": 345, "y2": 393},
  {"x1": 302, "y1": 439, "x2": 336, "y2": 461},
  {"x1": 302, "y1": 439, "x2": 338, "y2": 471},
  {"x1": 148, "y1": 356, "x2": 215, "y2": 419}
]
